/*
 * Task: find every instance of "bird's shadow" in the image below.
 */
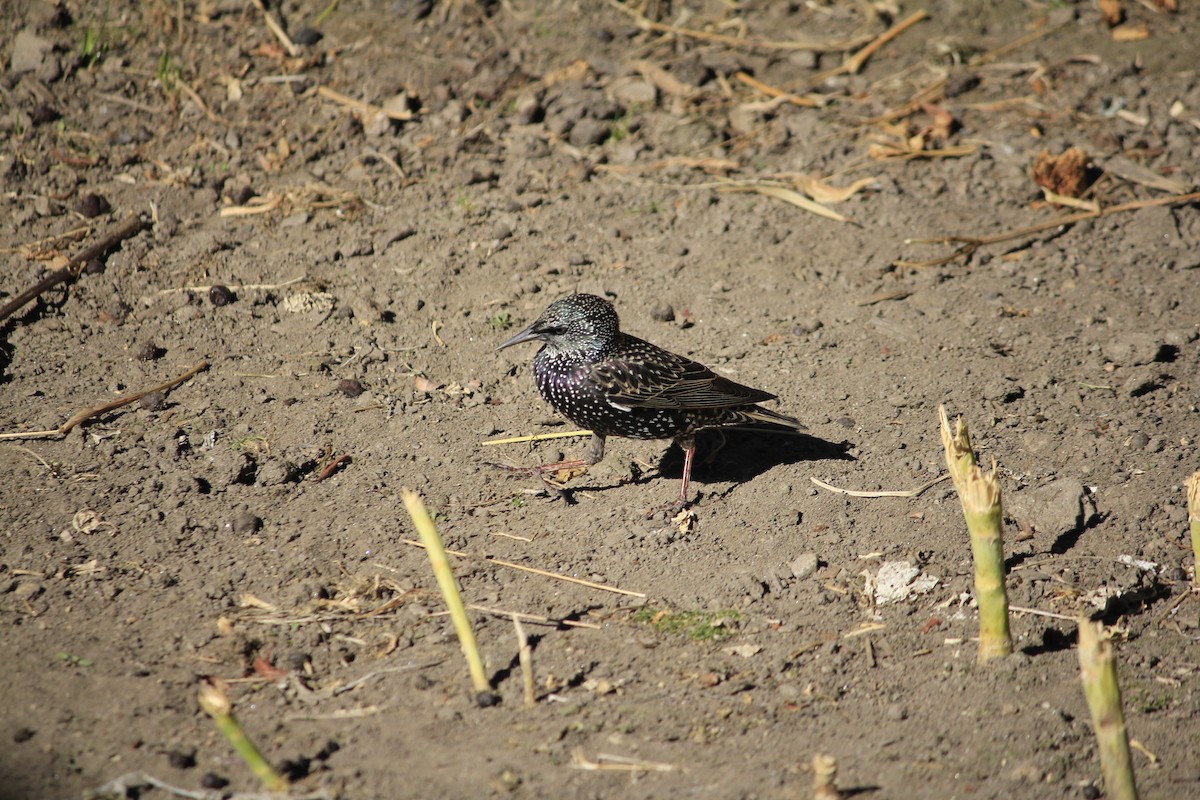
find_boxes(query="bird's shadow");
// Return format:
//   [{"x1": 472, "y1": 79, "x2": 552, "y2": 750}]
[{"x1": 660, "y1": 428, "x2": 855, "y2": 486}]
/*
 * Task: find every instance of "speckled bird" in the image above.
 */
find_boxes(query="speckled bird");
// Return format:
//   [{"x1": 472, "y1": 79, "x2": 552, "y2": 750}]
[{"x1": 496, "y1": 293, "x2": 805, "y2": 512}]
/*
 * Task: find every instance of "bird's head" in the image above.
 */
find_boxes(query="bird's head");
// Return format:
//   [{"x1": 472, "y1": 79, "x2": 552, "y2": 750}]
[{"x1": 496, "y1": 293, "x2": 619, "y2": 357}]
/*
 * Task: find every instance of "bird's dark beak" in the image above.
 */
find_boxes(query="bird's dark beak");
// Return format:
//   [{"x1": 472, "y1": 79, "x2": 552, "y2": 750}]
[{"x1": 496, "y1": 321, "x2": 543, "y2": 351}]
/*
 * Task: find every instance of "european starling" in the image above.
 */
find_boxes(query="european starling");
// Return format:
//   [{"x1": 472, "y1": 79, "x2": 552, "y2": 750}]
[{"x1": 496, "y1": 293, "x2": 805, "y2": 512}]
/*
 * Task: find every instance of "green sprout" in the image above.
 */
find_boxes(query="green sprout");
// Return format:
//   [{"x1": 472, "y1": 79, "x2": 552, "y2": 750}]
[{"x1": 633, "y1": 607, "x2": 741, "y2": 642}]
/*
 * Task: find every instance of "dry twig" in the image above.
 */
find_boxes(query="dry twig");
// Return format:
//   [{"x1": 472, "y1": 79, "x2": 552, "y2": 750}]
[
  {"x1": 0, "y1": 213, "x2": 149, "y2": 324},
  {"x1": 400, "y1": 539, "x2": 645, "y2": 597},
  {"x1": 810, "y1": 474, "x2": 949, "y2": 498},
  {"x1": 606, "y1": 0, "x2": 874, "y2": 52},
  {"x1": 0, "y1": 361, "x2": 210, "y2": 441},
  {"x1": 898, "y1": 190, "x2": 1200, "y2": 268}
]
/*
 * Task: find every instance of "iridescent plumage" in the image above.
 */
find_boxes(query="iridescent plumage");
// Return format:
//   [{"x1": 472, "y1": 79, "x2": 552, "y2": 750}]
[{"x1": 497, "y1": 293, "x2": 805, "y2": 511}]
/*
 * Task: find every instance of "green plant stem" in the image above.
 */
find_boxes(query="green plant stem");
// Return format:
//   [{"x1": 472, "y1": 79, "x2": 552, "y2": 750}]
[
  {"x1": 198, "y1": 682, "x2": 286, "y2": 792},
  {"x1": 403, "y1": 489, "x2": 491, "y2": 694},
  {"x1": 212, "y1": 711, "x2": 287, "y2": 792},
  {"x1": 939, "y1": 406, "x2": 1012, "y2": 663},
  {"x1": 1078, "y1": 619, "x2": 1139, "y2": 800},
  {"x1": 966, "y1": 497, "x2": 1012, "y2": 661}
]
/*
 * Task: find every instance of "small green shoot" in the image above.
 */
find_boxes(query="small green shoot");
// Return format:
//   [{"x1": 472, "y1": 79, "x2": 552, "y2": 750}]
[
  {"x1": 230, "y1": 436, "x2": 271, "y2": 455},
  {"x1": 633, "y1": 606, "x2": 741, "y2": 642},
  {"x1": 608, "y1": 112, "x2": 635, "y2": 142},
  {"x1": 78, "y1": 4, "x2": 112, "y2": 67},
  {"x1": 156, "y1": 51, "x2": 181, "y2": 92},
  {"x1": 490, "y1": 310, "x2": 513, "y2": 330},
  {"x1": 56, "y1": 652, "x2": 94, "y2": 668}
]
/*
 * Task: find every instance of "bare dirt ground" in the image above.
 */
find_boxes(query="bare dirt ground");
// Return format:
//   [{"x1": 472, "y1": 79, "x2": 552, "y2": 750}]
[{"x1": 3, "y1": 1, "x2": 1200, "y2": 798}]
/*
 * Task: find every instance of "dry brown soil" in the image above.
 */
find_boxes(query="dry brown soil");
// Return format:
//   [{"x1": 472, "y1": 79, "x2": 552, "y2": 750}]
[{"x1": 3, "y1": 1, "x2": 1200, "y2": 798}]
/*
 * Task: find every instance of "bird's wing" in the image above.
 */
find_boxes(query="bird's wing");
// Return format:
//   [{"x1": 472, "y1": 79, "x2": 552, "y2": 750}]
[{"x1": 591, "y1": 343, "x2": 775, "y2": 411}]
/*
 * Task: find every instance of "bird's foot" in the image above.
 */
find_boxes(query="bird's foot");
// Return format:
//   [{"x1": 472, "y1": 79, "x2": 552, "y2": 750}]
[{"x1": 643, "y1": 497, "x2": 689, "y2": 520}]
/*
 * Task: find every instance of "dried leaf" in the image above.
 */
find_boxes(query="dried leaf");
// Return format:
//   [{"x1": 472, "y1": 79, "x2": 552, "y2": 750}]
[
  {"x1": 723, "y1": 185, "x2": 848, "y2": 223},
  {"x1": 1031, "y1": 147, "x2": 1091, "y2": 197},
  {"x1": 1111, "y1": 24, "x2": 1150, "y2": 41},
  {"x1": 920, "y1": 102, "x2": 958, "y2": 143},
  {"x1": 413, "y1": 376, "x2": 439, "y2": 393},
  {"x1": 240, "y1": 593, "x2": 278, "y2": 611},
  {"x1": 630, "y1": 59, "x2": 696, "y2": 98},
  {"x1": 253, "y1": 656, "x2": 289, "y2": 680},
  {"x1": 790, "y1": 174, "x2": 881, "y2": 204},
  {"x1": 1098, "y1": 0, "x2": 1124, "y2": 26},
  {"x1": 542, "y1": 60, "x2": 590, "y2": 87}
]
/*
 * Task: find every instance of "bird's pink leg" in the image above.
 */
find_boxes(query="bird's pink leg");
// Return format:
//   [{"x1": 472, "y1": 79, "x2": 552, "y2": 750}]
[
  {"x1": 675, "y1": 439, "x2": 695, "y2": 509},
  {"x1": 646, "y1": 434, "x2": 696, "y2": 518}
]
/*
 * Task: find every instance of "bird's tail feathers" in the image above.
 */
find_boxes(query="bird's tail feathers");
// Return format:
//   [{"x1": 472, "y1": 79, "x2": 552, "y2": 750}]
[{"x1": 744, "y1": 406, "x2": 807, "y2": 432}]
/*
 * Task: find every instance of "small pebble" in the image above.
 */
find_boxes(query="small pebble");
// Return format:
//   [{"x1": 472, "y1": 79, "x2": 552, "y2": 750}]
[
  {"x1": 135, "y1": 341, "x2": 161, "y2": 361},
  {"x1": 233, "y1": 186, "x2": 256, "y2": 205},
  {"x1": 650, "y1": 303, "x2": 675, "y2": 322},
  {"x1": 475, "y1": 690, "x2": 502, "y2": 708},
  {"x1": 139, "y1": 391, "x2": 166, "y2": 411},
  {"x1": 279, "y1": 757, "x2": 311, "y2": 781},
  {"x1": 284, "y1": 651, "x2": 308, "y2": 672},
  {"x1": 337, "y1": 378, "x2": 365, "y2": 397},
  {"x1": 199, "y1": 774, "x2": 229, "y2": 790},
  {"x1": 789, "y1": 553, "x2": 819, "y2": 579},
  {"x1": 231, "y1": 510, "x2": 263, "y2": 534},
  {"x1": 83, "y1": 258, "x2": 105, "y2": 275},
  {"x1": 293, "y1": 26, "x2": 323, "y2": 45},
  {"x1": 208, "y1": 285, "x2": 235, "y2": 306},
  {"x1": 76, "y1": 193, "x2": 111, "y2": 219},
  {"x1": 167, "y1": 747, "x2": 196, "y2": 769},
  {"x1": 12, "y1": 727, "x2": 35, "y2": 743},
  {"x1": 31, "y1": 105, "x2": 60, "y2": 125}
]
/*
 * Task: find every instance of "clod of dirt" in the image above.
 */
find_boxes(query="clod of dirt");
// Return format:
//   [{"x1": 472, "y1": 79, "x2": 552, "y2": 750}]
[
  {"x1": 338, "y1": 378, "x2": 365, "y2": 397},
  {"x1": 1031, "y1": 147, "x2": 1092, "y2": 197},
  {"x1": 101, "y1": 299, "x2": 132, "y2": 324},
  {"x1": 231, "y1": 511, "x2": 263, "y2": 535},
  {"x1": 982, "y1": 378, "x2": 1024, "y2": 403},
  {"x1": 232, "y1": 185, "x2": 256, "y2": 205},
  {"x1": 1007, "y1": 479, "x2": 1087, "y2": 538},
  {"x1": 514, "y1": 91, "x2": 544, "y2": 125},
  {"x1": 208, "y1": 285, "x2": 235, "y2": 306},
  {"x1": 293, "y1": 27, "x2": 323, "y2": 45},
  {"x1": 789, "y1": 553, "x2": 819, "y2": 579},
  {"x1": 1100, "y1": 332, "x2": 1170, "y2": 366},
  {"x1": 9, "y1": 29, "x2": 54, "y2": 75},
  {"x1": 199, "y1": 774, "x2": 229, "y2": 790},
  {"x1": 255, "y1": 460, "x2": 297, "y2": 486},
  {"x1": 135, "y1": 341, "x2": 162, "y2": 362},
  {"x1": 650, "y1": 303, "x2": 675, "y2": 322},
  {"x1": 166, "y1": 747, "x2": 196, "y2": 769},
  {"x1": 139, "y1": 391, "x2": 166, "y2": 411},
  {"x1": 569, "y1": 118, "x2": 610, "y2": 147},
  {"x1": 279, "y1": 757, "x2": 311, "y2": 781},
  {"x1": 284, "y1": 651, "x2": 309, "y2": 672},
  {"x1": 30, "y1": 105, "x2": 60, "y2": 125},
  {"x1": 75, "y1": 193, "x2": 111, "y2": 219},
  {"x1": 12, "y1": 727, "x2": 34, "y2": 743}
]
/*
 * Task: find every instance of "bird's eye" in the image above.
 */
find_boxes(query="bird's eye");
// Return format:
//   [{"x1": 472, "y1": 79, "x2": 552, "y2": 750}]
[{"x1": 540, "y1": 325, "x2": 567, "y2": 335}]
